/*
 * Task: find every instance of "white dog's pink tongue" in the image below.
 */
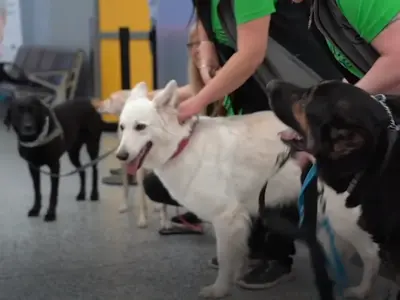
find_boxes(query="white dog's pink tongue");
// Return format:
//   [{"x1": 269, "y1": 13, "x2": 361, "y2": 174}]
[{"x1": 127, "y1": 159, "x2": 140, "y2": 175}]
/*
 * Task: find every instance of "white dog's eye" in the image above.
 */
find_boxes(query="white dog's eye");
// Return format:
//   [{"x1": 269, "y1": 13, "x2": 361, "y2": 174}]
[
  {"x1": 135, "y1": 123, "x2": 147, "y2": 131},
  {"x1": 119, "y1": 124, "x2": 125, "y2": 131}
]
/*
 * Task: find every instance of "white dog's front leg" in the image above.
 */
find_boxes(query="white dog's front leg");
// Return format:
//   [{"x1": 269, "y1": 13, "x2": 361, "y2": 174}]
[
  {"x1": 119, "y1": 163, "x2": 131, "y2": 213},
  {"x1": 199, "y1": 211, "x2": 250, "y2": 298},
  {"x1": 136, "y1": 168, "x2": 148, "y2": 228}
]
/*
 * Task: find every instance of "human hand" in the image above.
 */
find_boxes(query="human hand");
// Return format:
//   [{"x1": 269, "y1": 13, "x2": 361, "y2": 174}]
[{"x1": 178, "y1": 95, "x2": 205, "y2": 123}]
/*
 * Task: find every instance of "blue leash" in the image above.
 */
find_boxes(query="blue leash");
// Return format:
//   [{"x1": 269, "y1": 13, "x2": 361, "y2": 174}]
[{"x1": 298, "y1": 164, "x2": 349, "y2": 297}]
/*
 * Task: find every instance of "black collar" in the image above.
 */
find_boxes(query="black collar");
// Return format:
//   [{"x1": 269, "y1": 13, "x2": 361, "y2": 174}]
[
  {"x1": 346, "y1": 94, "x2": 399, "y2": 194},
  {"x1": 346, "y1": 129, "x2": 398, "y2": 194}
]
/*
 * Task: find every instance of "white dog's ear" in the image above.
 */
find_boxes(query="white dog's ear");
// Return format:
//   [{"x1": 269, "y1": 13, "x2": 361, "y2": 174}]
[
  {"x1": 153, "y1": 80, "x2": 179, "y2": 109},
  {"x1": 129, "y1": 81, "x2": 148, "y2": 100}
]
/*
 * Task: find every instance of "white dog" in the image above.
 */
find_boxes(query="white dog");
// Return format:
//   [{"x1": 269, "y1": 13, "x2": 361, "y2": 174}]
[
  {"x1": 99, "y1": 91, "x2": 169, "y2": 229},
  {"x1": 115, "y1": 80, "x2": 380, "y2": 299}
]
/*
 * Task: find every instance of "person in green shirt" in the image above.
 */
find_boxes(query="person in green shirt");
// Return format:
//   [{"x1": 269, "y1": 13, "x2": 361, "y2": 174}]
[
  {"x1": 176, "y1": 0, "x2": 400, "y2": 292},
  {"x1": 143, "y1": 0, "x2": 343, "y2": 292},
  {"x1": 281, "y1": 0, "x2": 400, "y2": 169}
]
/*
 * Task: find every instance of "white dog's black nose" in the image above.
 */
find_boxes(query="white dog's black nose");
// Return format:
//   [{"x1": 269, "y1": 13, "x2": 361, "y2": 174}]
[{"x1": 116, "y1": 151, "x2": 129, "y2": 161}]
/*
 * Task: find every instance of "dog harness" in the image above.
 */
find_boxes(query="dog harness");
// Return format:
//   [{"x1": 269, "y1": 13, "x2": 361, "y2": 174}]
[{"x1": 19, "y1": 102, "x2": 64, "y2": 148}]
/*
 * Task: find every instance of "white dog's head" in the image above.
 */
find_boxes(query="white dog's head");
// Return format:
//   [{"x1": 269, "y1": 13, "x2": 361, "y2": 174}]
[{"x1": 116, "y1": 80, "x2": 194, "y2": 174}]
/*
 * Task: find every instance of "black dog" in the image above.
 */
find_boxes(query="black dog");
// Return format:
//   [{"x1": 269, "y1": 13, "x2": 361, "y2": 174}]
[
  {"x1": 4, "y1": 95, "x2": 103, "y2": 222},
  {"x1": 267, "y1": 79, "x2": 400, "y2": 283}
]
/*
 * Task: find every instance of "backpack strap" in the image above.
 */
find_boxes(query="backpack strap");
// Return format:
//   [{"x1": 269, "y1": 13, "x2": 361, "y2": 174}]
[
  {"x1": 312, "y1": 0, "x2": 379, "y2": 75},
  {"x1": 217, "y1": 0, "x2": 322, "y2": 90}
]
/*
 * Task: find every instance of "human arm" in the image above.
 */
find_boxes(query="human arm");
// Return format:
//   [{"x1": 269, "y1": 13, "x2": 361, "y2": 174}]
[
  {"x1": 195, "y1": 16, "x2": 271, "y2": 107},
  {"x1": 195, "y1": 20, "x2": 220, "y2": 84},
  {"x1": 355, "y1": 18, "x2": 400, "y2": 94},
  {"x1": 338, "y1": 0, "x2": 400, "y2": 94},
  {"x1": 99, "y1": 84, "x2": 194, "y2": 115},
  {"x1": 179, "y1": 0, "x2": 275, "y2": 120}
]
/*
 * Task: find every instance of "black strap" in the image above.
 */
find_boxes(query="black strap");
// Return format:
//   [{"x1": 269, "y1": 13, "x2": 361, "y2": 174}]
[
  {"x1": 312, "y1": 0, "x2": 379, "y2": 75},
  {"x1": 257, "y1": 150, "x2": 291, "y2": 216}
]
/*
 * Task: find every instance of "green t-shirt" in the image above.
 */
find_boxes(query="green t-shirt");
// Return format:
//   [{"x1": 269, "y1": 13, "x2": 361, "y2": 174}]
[
  {"x1": 210, "y1": 0, "x2": 276, "y2": 115},
  {"x1": 211, "y1": 0, "x2": 400, "y2": 115},
  {"x1": 327, "y1": 0, "x2": 400, "y2": 79}
]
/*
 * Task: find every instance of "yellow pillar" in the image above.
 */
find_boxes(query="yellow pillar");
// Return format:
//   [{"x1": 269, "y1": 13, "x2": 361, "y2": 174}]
[{"x1": 97, "y1": 0, "x2": 152, "y2": 124}]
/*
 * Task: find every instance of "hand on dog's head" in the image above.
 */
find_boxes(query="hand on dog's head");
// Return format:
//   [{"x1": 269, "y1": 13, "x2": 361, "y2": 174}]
[
  {"x1": 4, "y1": 95, "x2": 48, "y2": 140},
  {"x1": 267, "y1": 80, "x2": 394, "y2": 192}
]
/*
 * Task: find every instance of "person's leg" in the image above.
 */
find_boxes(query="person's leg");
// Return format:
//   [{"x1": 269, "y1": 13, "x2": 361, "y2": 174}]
[
  {"x1": 238, "y1": 205, "x2": 299, "y2": 289},
  {"x1": 143, "y1": 172, "x2": 204, "y2": 234}
]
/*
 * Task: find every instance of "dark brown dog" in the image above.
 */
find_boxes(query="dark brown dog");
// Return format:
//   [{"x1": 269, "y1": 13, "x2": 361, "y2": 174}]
[
  {"x1": 266, "y1": 79, "x2": 400, "y2": 277},
  {"x1": 4, "y1": 96, "x2": 103, "y2": 222}
]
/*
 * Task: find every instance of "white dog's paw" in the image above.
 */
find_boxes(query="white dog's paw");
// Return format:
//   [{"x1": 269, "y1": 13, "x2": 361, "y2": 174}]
[
  {"x1": 344, "y1": 286, "x2": 370, "y2": 299},
  {"x1": 137, "y1": 216, "x2": 148, "y2": 228},
  {"x1": 199, "y1": 284, "x2": 230, "y2": 298},
  {"x1": 119, "y1": 204, "x2": 131, "y2": 213},
  {"x1": 153, "y1": 203, "x2": 163, "y2": 212}
]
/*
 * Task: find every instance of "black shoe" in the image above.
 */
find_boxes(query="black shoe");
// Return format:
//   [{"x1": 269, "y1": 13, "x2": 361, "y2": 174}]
[
  {"x1": 110, "y1": 168, "x2": 123, "y2": 175},
  {"x1": 208, "y1": 255, "x2": 263, "y2": 270},
  {"x1": 102, "y1": 174, "x2": 137, "y2": 186},
  {"x1": 237, "y1": 260, "x2": 294, "y2": 290},
  {"x1": 170, "y1": 212, "x2": 202, "y2": 225}
]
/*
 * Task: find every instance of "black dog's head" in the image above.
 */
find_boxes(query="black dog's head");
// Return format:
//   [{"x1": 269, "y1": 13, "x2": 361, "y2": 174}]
[
  {"x1": 266, "y1": 80, "x2": 393, "y2": 193},
  {"x1": 4, "y1": 95, "x2": 49, "y2": 141}
]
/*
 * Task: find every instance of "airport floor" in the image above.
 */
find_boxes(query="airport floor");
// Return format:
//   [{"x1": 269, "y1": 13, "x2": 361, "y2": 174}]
[{"x1": 0, "y1": 128, "x2": 396, "y2": 300}]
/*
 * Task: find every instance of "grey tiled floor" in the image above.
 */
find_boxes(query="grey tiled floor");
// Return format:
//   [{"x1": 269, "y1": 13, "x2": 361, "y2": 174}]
[{"x1": 0, "y1": 128, "x2": 395, "y2": 300}]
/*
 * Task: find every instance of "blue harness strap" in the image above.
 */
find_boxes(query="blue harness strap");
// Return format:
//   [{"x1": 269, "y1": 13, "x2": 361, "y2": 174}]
[{"x1": 298, "y1": 164, "x2": 349, "y2": 297}]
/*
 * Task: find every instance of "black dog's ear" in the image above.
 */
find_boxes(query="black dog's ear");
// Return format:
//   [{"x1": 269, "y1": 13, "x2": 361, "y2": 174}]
[
  {"x1": 3, "y1": 106, "x2": 11, "y2": 130},
  {"x1": 306, "y1": 98, "x2": 366, "y2": 159},
  {"x1": 327, "y1": 127, "x2": 365, "y2": 159}
]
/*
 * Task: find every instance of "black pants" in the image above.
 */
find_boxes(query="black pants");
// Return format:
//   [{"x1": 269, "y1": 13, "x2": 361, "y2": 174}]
[{"x1": 149, "y1": 24, "x2": 158, "y2": 89}]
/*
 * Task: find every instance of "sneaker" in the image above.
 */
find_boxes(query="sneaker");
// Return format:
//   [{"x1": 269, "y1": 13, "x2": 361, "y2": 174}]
[
  {"x1": 171, "y1": 212, "x2": 202, "y2": 225},
  {"x1": 237, "y1": 260, "x2": 294, "y2": 290},
  {"x1": 208, "y1": 257, "x2": 262, "y2": 270},
  {"x1": 101, "y1": 174, "x2": 137, "y2": 186},
  {"x1": 109, "y1": 167, "x2": 123, "y2": 175}
]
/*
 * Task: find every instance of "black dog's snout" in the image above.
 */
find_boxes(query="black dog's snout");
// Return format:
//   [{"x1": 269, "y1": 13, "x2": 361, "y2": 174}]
[{"x1": 116, "y1": 151, "x2": 129, "y2": 161}]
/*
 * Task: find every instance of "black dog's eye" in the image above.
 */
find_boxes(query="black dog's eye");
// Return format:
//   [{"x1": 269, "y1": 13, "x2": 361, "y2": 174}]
[
  {"x1": 119, "y1": 124, "x2": 125, "y2": 131},
  {"x1": 135, "y1": 123, "x2": 147, "y2": 131}
]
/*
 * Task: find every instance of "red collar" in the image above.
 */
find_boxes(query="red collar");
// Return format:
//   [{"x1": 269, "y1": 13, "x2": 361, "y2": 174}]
[
  {"x1": 169, "y1": 137, "x2": 191, "y2": 160},
  {"x1": 169, "y1": 122, "x2": 197, "y2": 160}
]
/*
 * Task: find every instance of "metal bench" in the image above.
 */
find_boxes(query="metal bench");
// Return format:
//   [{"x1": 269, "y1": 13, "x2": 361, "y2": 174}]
[{"x1": 0, "y1": 45, "x2": 84, "y2": 107}]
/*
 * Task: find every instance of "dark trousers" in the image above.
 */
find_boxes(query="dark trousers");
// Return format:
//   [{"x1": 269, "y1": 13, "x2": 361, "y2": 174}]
[{"x1": 149, "y1": 24, "x2": 158, "y2": 89}]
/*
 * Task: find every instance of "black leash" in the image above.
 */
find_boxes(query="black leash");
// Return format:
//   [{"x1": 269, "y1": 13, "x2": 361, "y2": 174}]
[
  {"x1": 258, "y1": 148, "x2": 292, "y2": 216},
  {"x1": 25, "y1": 147, "x2": 117, "y2": 178}
]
